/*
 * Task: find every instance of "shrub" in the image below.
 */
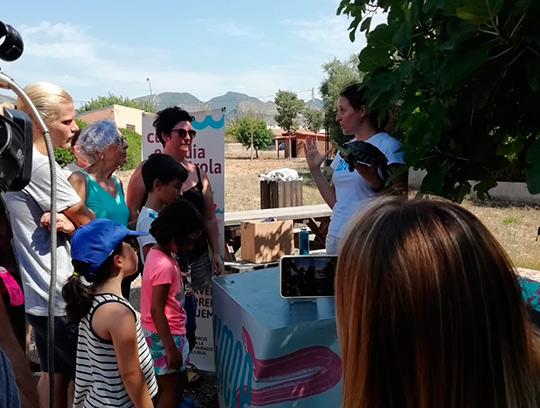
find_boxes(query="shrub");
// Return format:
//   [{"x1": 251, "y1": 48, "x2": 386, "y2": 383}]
[{"x1": 119, "y1": 127, "x2": 141, "y2": 170}]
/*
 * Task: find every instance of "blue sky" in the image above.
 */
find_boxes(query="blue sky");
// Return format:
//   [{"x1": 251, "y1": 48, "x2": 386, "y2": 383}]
[{"x1": 0, "y1": 0, "x2": 385, "y2": 106}]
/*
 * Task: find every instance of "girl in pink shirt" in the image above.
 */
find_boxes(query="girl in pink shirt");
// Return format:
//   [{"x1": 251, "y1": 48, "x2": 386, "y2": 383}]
[{"x1": 140, "y1": 199, "x2": 204, "y2": 408}]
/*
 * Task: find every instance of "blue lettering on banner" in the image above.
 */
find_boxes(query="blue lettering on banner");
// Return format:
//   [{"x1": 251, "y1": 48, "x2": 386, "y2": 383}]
[{"x1": 214, "y1": 317, "x2": 253, "y2": 408}]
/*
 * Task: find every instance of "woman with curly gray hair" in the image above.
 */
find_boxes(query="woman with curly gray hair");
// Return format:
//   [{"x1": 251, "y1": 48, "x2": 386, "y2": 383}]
[
  {"x1": 69, "y1": 119, "x2": 129, "y2": 225},
  {"x1": 69, "y1": 119, "x2": 133, "y2": 297}
]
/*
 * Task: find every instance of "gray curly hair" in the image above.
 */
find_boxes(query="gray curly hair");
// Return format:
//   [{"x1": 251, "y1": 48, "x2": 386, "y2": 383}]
[{"x1": 78, "y1": 119, "x2": 120, "y2": 161}]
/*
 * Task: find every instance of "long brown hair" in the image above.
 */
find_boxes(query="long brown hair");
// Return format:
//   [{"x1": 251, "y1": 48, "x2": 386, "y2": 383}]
[{"x1": 336, "y1": 197, "x2": 540, "y2": 408}]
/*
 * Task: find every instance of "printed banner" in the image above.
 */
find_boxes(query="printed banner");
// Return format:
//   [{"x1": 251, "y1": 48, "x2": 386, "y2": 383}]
[{"x1": 142, "y1": 109, "x2": 225, "y2": 372}]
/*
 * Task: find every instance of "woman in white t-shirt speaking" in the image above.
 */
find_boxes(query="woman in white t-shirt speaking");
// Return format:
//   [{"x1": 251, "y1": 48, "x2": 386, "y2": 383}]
[{"x1": 306, "y1": 84, "x2": 408, "y2": 255}]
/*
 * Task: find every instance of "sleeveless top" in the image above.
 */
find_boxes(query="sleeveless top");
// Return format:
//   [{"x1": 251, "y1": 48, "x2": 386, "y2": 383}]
[
  {"x1": 80, "y1": 170, "x2": 130, "y2": 226},
  {"x1": 182, "y1": 166, "x2": 208, "y2": 260},
  {"x1": 74, "y1": 293, "x2": 158, "y2": 407}
]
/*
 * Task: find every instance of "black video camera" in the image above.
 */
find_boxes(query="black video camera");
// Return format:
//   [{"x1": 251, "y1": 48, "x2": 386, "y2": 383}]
[{"x1": 0, "y1": 20, "x2": 33, "y2": 192}]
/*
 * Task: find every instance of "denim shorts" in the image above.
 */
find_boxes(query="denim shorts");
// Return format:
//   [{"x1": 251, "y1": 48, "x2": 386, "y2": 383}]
[
  {"x1": 325, "y1": 234, "x2": 341, "y2": 255},
  {"x1": 26, "y1": 314, "x2": 77, "y2": 379},
  {"x1": 143, "y1": 329, "x2": 190, "y2": 375}
]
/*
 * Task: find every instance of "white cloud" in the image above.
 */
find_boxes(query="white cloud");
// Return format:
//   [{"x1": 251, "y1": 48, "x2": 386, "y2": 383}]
[
  {"x1": 284, "y1": 9, "x2": 388, "y2": 59},
  {"x1": 5, "y1": 15, "x2": 383, "y2": 106}
]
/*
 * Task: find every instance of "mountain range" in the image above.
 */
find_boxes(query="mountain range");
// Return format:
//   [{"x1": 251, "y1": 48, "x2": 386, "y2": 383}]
[
  {"x1": 0, "y1": 91, "x2": 324, "y2": 127},
  {"x1": 134, "y1": 91, "x2": 323, "y2": 126}
]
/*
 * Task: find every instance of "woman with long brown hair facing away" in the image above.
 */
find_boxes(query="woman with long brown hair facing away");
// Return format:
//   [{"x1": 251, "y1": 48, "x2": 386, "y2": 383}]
[{"x1": 336, "y1": 197, "x2": 540, "y2": 408}]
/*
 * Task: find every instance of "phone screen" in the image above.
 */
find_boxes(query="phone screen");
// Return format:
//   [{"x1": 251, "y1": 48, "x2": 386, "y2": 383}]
[{"x1": 279, "y1": 255, "x2": 337, "y2": 298}]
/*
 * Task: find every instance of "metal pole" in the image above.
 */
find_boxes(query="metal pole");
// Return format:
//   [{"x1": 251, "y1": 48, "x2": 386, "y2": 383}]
[{"x1": 146, "y1": 76, "x2": 154, "y2": 109}]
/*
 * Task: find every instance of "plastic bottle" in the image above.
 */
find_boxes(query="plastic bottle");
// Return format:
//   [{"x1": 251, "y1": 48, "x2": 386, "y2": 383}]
[{"x1": 299, "y1": 226, "x2": 310, "y2": 255}]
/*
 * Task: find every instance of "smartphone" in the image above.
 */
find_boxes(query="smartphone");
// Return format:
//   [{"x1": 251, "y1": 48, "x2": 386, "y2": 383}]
[{"x1": 279, "y1": 255, "x2": 337, "y2": 299}]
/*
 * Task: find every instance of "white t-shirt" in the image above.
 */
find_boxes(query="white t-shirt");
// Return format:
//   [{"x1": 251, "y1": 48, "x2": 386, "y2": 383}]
[
  {"x1": 4, "y1": 148, "x2": 82, "y2": 316},
  {"x1": 136, "y1": 206, "x2": 158, "y2": 264},
  {"x1": 62, "y1": 161, "x2": 85, "y2": 178},
  {"x1": 329, "y1": 132, "x2": 404, "y2": 238}
]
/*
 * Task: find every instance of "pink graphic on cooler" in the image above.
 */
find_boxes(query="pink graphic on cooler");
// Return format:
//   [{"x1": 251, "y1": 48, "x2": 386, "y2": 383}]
[
  {"x1": 0, "y1": 267, "x2": 24, "y2": 306},
  {"x1": 237, "y1": 327, "x2": 341, "y2": 406}
]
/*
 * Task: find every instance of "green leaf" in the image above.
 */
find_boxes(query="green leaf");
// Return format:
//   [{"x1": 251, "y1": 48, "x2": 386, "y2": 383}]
[
  {"x1": 509, "y1": 0, "x2": 532, "y2": 15},
  {"x1": 359, "y1": 46, "x2": 390, "y2": 71},
  {"x1": 439, "y1": 47, "x2": 490, "y2": 91},
  {"x1": 526, "y1": 59, "x2": 540, "y2": 92},
  {"x1": 393, "y1": 21, "x2": 412, "y2": 48},
  {"x1": 359, "y1": 24, "x2": 396, "y2": 71},
  {"x1": 422, "y1": 0, "x2": 444, "y2": 13},
  {"x1": 473, "y1": 178, "x2": 498, "y2": 200},
  {"x1": 456, "y1": 0, "x2": 504, "y2": 23},
  {"x1": 360, "y1": 16, "x2": 372, "y2": 32},
  {"x1": 451, "y1": 181, "x2": 472, "y2": 203},
  {"x1": 420, "y1": 168, "x2": 444, "y2": 195}
]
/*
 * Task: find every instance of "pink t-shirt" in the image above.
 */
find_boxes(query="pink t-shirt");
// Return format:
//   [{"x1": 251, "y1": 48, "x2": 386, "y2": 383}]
[{"x1": 140, "y1": 248, "x2": 186, "y2": 335}]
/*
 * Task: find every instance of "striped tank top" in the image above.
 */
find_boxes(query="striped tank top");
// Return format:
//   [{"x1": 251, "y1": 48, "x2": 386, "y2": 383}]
[{"x1": 73, "y1": 293, "x2": 158, "y2": 407}]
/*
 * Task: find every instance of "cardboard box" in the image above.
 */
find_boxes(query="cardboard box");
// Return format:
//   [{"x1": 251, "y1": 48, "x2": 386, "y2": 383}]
[{"x1": 240, "y1": 219, "x2": 294, "y2": 263}]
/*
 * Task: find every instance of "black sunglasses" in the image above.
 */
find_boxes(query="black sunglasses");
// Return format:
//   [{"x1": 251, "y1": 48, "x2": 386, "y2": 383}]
[{"x1": 171, "y1": 128, "x2": 196, "y2": 139}]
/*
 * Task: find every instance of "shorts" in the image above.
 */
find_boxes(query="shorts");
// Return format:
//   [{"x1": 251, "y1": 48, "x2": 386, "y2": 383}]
[
  {"x1": 325, "y1": 234, "x2": 341, "y2": 255},
  {"x1": 190, "y1": 249, "x2": 213, "y2": 291},
  {"x1": 143, "y1": 329, "x2": 190, "y2": 375},
  {"x1": 26, "y1": 314, "x2": 77, "y2": 379}
]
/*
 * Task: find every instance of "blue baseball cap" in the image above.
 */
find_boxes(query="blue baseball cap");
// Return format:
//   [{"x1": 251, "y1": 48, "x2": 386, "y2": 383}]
[{"x1": 71, "y1": 218, "x2": 147, "y2": 277}]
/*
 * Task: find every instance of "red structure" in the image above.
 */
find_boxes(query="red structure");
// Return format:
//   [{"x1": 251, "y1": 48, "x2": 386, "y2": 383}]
[{"x1": 273, "y1": 130, "x2": 329, "y2": 159}]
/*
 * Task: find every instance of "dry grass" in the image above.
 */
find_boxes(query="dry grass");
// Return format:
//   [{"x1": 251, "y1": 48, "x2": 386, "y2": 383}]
[{"x1": 116, "y1": 144, "x2": 540, "y2": 270}]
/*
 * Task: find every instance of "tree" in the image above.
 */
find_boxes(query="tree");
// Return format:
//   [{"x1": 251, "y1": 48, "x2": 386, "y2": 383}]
[
  {"x1": 319, "y1": 55, "x2": 362, "y2": 146},
  {"x1": 78, "y1": 93, "x2": 157, "y2": 114},
  {"x1": 225, "y1": 114, "x2": 273, "y2": 159},
  {"x1": 274, "y1": 90, "x2": 304, "y2": 133},
  {"x1": 337, "y1": 0, "x2": 540, "y2": 202},
  {"x1": 303, "y1": 106, "x2": 325, "y2": 133}
]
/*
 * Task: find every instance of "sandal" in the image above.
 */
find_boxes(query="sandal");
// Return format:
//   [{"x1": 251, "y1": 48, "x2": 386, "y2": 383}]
[{"x1": 186, "y1": 364, "x2": 204, "y2": 387}]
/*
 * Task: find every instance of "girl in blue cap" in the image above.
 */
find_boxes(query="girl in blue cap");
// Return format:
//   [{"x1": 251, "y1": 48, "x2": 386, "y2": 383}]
[{"x1": 62, "y1": 218, "x2": 158, "y2": 407}]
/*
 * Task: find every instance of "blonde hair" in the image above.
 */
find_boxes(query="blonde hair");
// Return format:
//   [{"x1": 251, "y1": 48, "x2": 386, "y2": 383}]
[
  {"x1": 336, "y1": 196, "x2": 540, "y2": 408},
  {"x1": 17, "y1": 82, "x2": 73, "y2": 123}
]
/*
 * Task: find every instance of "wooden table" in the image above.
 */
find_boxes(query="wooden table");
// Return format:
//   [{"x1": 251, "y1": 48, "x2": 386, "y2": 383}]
[{"x1": 224, "y1": 203, "x2": 332, "y2": 261}]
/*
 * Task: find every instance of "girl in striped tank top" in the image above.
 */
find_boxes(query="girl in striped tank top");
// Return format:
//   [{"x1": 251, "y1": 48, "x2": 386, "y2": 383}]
[{"x1": 62, "y1": 218, "x2": 158, "y2": 407}]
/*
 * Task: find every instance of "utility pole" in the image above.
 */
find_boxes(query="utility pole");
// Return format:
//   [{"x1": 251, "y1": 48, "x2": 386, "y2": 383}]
[
  {"x1": 146, "y1": 76, "x2": 154, "y2": 109},
  {"x1": 311, "y1": 87, "x2": 315, "y2": 105}
]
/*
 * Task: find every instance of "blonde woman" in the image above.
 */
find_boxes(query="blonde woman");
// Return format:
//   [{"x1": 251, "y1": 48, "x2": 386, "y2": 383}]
[
  {"x1": 4, "y1": 82, "x2": 94, "y2": 408},
  {"x1": 336, "y1": 197, "x2": 540, "y2": 408}
]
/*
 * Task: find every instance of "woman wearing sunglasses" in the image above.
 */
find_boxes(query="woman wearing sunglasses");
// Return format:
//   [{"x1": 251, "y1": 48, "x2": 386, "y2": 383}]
[
  {"x1": 126, "y1": 107, "x2": 223, "y2": 287},
  {"x1": 68, "y1": 119, "x2": 132, "y2": 296}
]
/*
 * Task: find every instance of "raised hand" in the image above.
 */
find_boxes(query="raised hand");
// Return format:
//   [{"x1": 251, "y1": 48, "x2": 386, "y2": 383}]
[{"x1": 305, "y1": 136, "x2": 329, "y2": 171}]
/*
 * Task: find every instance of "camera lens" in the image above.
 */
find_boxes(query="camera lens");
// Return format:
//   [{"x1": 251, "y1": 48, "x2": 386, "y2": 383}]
[{"x1": 0, "y1": 21, "x2": 24, "y2": 62}]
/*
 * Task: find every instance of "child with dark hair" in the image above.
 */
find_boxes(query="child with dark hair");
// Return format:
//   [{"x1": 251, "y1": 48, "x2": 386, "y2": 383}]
[
  {"x1": 62, "y1": 218, "x2": 157, "y2": 407},
  {"x1": 137, "y1": 153, "x2": 188, "y2": 263},
  {"x1": 140, "y1": 199, "x2": 204, "y2": 408}
]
